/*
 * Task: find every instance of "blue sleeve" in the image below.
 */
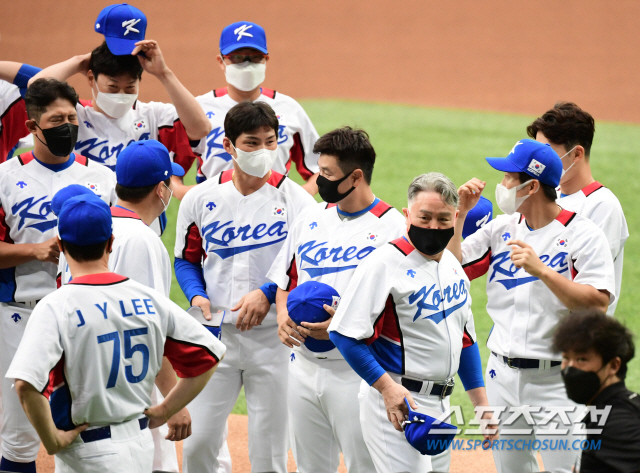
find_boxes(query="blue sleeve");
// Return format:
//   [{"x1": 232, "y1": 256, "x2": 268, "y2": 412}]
[
  {"x1": 329, "y1": 332, "x2": 386, "y2": 386},
  {"x1": 13, "y1": 64, "x2": 41, "y2": 98},
  {"x1": 174, "y1": 257, "x2": 207, "y2": 305},
  {"x1": 259, "y1": 282, "x2": 277, "y2": 305},
  {"x1": 458, "y1": 342, "x2": 484, "y2": 390}
]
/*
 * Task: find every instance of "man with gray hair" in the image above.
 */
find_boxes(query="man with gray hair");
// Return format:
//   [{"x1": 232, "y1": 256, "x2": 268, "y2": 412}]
[{"x1": 328, "y1": 172, "x2": 495, "y2": 473}]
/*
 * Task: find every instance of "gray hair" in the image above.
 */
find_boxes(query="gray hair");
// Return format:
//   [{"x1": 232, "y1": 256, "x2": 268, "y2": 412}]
[{"x1": 407, "y1": 172, "x2": 459, "y2": 207}]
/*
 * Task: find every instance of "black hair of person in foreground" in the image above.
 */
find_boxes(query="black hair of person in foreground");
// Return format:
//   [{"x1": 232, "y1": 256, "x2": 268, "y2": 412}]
[{"x1": 553, "y1": 309, "x2": 640, "y2": 473}]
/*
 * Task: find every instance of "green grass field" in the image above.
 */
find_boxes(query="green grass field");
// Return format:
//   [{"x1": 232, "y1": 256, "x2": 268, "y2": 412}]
[{"x1": 157, "y1": 99, "x2": 640, "y2": 421}]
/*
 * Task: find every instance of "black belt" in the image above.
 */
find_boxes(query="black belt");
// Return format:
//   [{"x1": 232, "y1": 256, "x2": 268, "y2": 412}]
[
  {"x1": 80, "y1": 417, "x2": 149, "y2": 443},
  {"x1": 401, "y1": 377, "x2": 455, "y2": 399},
  {"x1": 492, "y1": 352, "x2": 561, "y2": 369}
]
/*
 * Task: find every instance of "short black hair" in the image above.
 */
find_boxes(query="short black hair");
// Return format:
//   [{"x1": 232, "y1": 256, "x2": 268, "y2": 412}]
[
  {"x1": 553, "y1": 310, "x2": 635, "y2": 380},
  {"x1": 224, "y1": 101, "x2": 279, "y2": 146},
  {"x1": 115, "y1": 178, "x2": 170, "y2": 203},
  {"x1": 526, "y1": 102, "x2": 595, "y2": 158},
  {"x1": 313, "y1": 127, "x2": 376, "y2": 184},
  {"x1": 89, "y1": 41, "x2": 143, "y2": 81},
  {"x1": 60, "y1": 239, "x2": 110, "y2": 263},
  {"x1": 25, "y1": 78, "x2": 79, "y2": 122},
  {"x1": 517, "y1": 172, "x2": 557, "y2": 203}
]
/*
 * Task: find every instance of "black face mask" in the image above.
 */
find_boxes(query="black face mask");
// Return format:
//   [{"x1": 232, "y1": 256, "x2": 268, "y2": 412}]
[
  {"x1": 36, "y1": 123, "x2": 79, "y2": 157},
  {"x1": 317, "y1": 171, "x2": 355, "y2": 204},
  {"x1": 561, "y1": 366, "x2": 604, "y2": 405},
  {"x1": 408, "y1": 225, "x2": 455, "y2": 256}
]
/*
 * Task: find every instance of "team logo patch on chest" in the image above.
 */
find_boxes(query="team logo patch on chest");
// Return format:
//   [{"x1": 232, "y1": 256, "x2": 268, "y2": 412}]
[
  {"x1": 297, "y1": 240, "x2": 376, "y2": 277},
  {"x1": 202, "y1": 220, "x2": 288, "y2": 259},
  {"x1": 489, "y1": 249, "x2": 568, "y2": 289},
  {"x1": 408, "y1": 279, "x2": 468, "y2": 323},
  {"x1": 272, "y1": 205, "x2": 286, "y2": 218}
]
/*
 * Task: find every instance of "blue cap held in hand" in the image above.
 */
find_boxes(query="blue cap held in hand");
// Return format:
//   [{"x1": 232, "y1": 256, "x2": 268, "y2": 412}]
[
  {"x1": 486, "y1": 139, "x2": 562, "y2": 188},
  {"x1": 287, "y1": 281, "x2": 340, "y2": 353},
  {"x1": 58, "y1": 195, "x2": 112, "y2": 246},
  {"x1": 116, "y1": 140, "x2": 184, "y2": 188},
  {"x1": 403, "y1": 399, "x2": 458, "y2": 455},
  {"x1": 462, "y1": 195, "x2": 493, "y2": 239},
  {"x1": 220, "y1": 21, "x2": 268, "y2": 55},
  {"x1": 95, "y1": 3, "x2": 147, "y2": 55}
]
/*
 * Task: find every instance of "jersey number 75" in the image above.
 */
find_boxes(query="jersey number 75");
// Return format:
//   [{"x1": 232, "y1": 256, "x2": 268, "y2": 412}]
[{"x1": 98, "y1": 327, "x2": 150, "y2": 388}]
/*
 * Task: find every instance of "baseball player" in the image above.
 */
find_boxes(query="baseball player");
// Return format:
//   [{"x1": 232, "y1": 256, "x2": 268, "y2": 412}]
[
  {"x1": 447, "y1": 139, "x2": 616, "y2": 473},
  {"x1": 527, "y1": 102, "x2": 628, "y2": 315},
  {"x1": 180, "y1": 21, "x2": 320, "y2": 198},
  {"x1": 6, "y1": 195, "x2": 226, "y2": 473},
  {"x1": 328, "y1": 173, "x2": 495, "y2": 473},
  {"x1": 0, "y1": 78, "x2": 116, "y2": 472},
  {"x1": 267, "y1": 127, "x2": 405, "y2": 473},
  {"x1": 174, "y1": 101, "x2": 315, "y2": 473}
]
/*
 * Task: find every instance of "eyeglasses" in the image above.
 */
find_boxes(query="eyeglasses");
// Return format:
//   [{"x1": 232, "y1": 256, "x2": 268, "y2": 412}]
[{"x1": 222, "y1": 53, "x2": 268, "y2": 64}]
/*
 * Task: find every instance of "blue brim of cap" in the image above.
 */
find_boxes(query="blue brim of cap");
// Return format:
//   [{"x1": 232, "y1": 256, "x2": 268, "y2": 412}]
[
  {"x1": 105, "y1": 36, "x2": 138, "y2": 56},
  {"x1": 485, "y1": 157, "x2": 522, "y2": 173},
  {"x1": 171, "y1": 162, "x2": 185, "y2": 177},
  {"x1": 220, "y1": 43, "x2": 268, "y2": 55}
]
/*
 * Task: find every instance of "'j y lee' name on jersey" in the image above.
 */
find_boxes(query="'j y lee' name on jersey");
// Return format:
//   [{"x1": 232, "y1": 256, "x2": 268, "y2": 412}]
[
  {"x1": 75, "y1": 298, "x2": 157, "y2": 327},
  {"x1": 297, "y1": 240, "x2": 376, "y2": 277},
  {"x1": 409, "y1": 278, "x2": 468, "y2": 323},
  {"x1": 489, "y1": 250, "x2": 568, "y2": 289},
  {"x1": 202, "y1": 220, "x2": 288, "y2": 258},
  {"x1": 12, "y1": 195, "x2": 55, "y2": 232}
]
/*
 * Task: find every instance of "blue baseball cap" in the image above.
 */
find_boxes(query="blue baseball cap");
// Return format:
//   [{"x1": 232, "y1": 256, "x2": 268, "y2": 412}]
[
  {"x1": 403, "y1": 399, "x2": 458, "y2": 455},
  {"x1": 287, "y1": 281, "x2": 340, "y2": 353},
  {"x1": 58, "y1": 195, "x2": 113, "y2": 246},
  {"x1": 220, "y1": 21, "x2": 268, "y2": 55},
  {"x1": 52, "y1": 185, "x2": 98, "y2": 216},
  {"x1": 116, "y1": 140, "x2": 185, "y2": 188},
  {"x1": 486, "y1": 139, "x2": 562, "y2": 188},
  {"x1": 95, "y1": 4, "x2": 147, "y2": 55},
  {"x1": 462, "y1": 195, "x2": 493, "y2": 239}
]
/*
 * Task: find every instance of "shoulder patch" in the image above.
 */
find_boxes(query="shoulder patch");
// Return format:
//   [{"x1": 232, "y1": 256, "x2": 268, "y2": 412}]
[
  {"x1": 219, "y1": 169, "x2": 234, "y2": 184},
  {"x1": 213, "y1": 87, "x2": 228, "y2": 98},
  {"x1": 17, "y1": 151, "x2": 35, "y2": 166},
  {"x1": 556, "y1": 209, "x2": 577, "y2": 227},
  {"x1": 582, "y1": 181, "x2": 604, "y2": 197},
  {"x1": 389, "y1": 237, "x2": 414, "y2": 256},
  {"x1": 266, "y1": 171, "x2": 286, "y2": 189},
  {"x1": 370, "y1": 200, "x2": 393, "y2": 218}
]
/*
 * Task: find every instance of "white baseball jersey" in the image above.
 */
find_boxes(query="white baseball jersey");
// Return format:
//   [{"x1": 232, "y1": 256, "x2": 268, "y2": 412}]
[
  {"x1": 194, "y1": 87, "x2": 319, "y2": 182},
  {"x1": 174, "y1": 170, "x2": 316, "y2": 325},
  {"x1": 6, "y1": 273, "x2": 226, "y2": 428},
  {"x1": 557, "y1": 181, "x2": 628, "y2": 315},
  {"x1": 0, "y1": 152, "x2": 116, "y2": 303},
  {"x1": 73, "y1": 99, "x2": 196, "y2": 172},
  {"x1": 329, "y1": 238, "x2": 477, "y2": 381},
  {"x1": 58, "y1": 207, "x2": 171, "y2": 296},
  {"x1": 267, "y1": 199, "x2": 406, "y2": 360},
  {"x1": 461, "y1": 210, "x2": 616, "y2": 360},
  {"x1": 0, "y1": 80, "x2": 30, "y2": 162}
]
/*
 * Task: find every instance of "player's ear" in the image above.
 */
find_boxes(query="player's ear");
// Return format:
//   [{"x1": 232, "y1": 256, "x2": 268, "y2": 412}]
[
  {"x1": 574, "y1": 145, "x2": 586, "y2": 163},
  {"x1": 106, "y1": 234, "x2": 115, "y2": 254},
  {"x1": 217, "y1": 54, "x2": 225, "y2": 71},
  {"x1": 25, "y1": 118, "x2": 38, "y2": 135},
  {"x1": 351, "y1": 169, "x2": 363, "y2": 187},
  {"x1": 222, "y1": 137, "x2": 235, "y2": 155},
  {"x1": 56, "y1": 237, "x2": 64, "y2": 254},
  {"x1": 87, "y1": 70, "x2": 95, "y2": 88}
]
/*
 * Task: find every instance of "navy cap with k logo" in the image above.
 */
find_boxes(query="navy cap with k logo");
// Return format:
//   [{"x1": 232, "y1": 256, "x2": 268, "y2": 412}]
[
  {"x1": 485, "y1": 139, "x2": 562, "y2": 187},
  {"x1": 95, "y1": 3, "x2": 147, "y2": 55}
]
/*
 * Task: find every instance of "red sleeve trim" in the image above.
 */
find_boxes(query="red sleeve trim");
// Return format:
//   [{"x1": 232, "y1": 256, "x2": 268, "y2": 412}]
[
  {"x1": 213, "y1": 87, "x2": 228, "y2": 98},
  {"x1": 42, "y1": 355, "x2": 66, "y2": 400},
  {"x1": 367, "y1": 295, "x2": 403, "y2": 346},
  {"x1": 463, "y1": 248, "x2": 491, "y2": 280},
  {"x1": 219, "y1": 169, "x2": 234, "y2": 184},
  {"x1": 267, "y1": 171, "x2": 286, "y2": 189},
  {"x1": 260, "y1": 87, "x2": 276, "y2": 99},
  {"x1": 570, "y1": 258, "x2": 578, "y2": 280},
  {"x1": 158, "y1": 119, "x2": 196, "y2": 173},
  {"x1": 518, "y1": 214, "x2": 524, "y2": 224},
  {"x1": 370, "y1": 200, "x2": 393, "y2": 218},
  {"x1": 56, "y1": 273, "x2": 62, "y2": 289},
  {"x1": 18, "y1": 151, "x2": 35, "y2": 165},
  {"x1": 289, "y1": 132, "x2": 313, "y2": 180},
  {"x1": 582, "y1": 181, "x2": 604, "y2": 197},
  {"x1": 285, "y1": 255, "x2": 298, "y2": 291},
  {"x1": 0, "y1": 97, "x2": 29, "y2": 163},
  {"x1": 69, "y1": 273, "x2": 128, "y2": 285},
  {"x1": 555, "y1": 209, "x2": 577, "y2": 227},
  {"x1": 164, "y1": 337, "x2": 219, "y2": 378},
  {"x1": 111, "y1": 207, "x2": 141, "y2": 220},
  {"x1": 462, "y1": 324, "x2": 475, "y2": 348},
  {"x1": 73, "y1": 153, "x2": 88, "y2": 166},
  {"x1": 182, "y1": 223, "x2": 205, "y2": 263},
  {"x1": 0, "y1": 206, "x2": 13, "y2": 243},
  {"x1": 389, "y1": 237, "x2": 414, "y2": 256},
  {"x1": 78, "y1": 99, "x2": 93, "y2": 108}
]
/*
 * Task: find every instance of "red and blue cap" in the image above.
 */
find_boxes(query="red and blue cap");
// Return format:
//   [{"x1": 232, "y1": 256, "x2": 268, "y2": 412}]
[
  {"x1": 403, "y1": 399, "x2": 458, "y2": 455},
  {"x1": 95, "y1": 3, "x2": 147, "y2": 55},
  {"x1": 116, "y1": 140, "x2": 184, "y2": 188},
  {"x1": 220, "y1": 21, "x2": 268, "y2": 56},
  {"x1": 462, "y1": 195, "x2": 492, "y2": 239},
  {"x1": 52, "y1": 184, "x2": 97, "y2": 216},
  {"x1": 287, "y1": 281, "x2": 340, "y2": 353},
  {"x1": 486, "y1": 139, "x2": 562, "y2": 188},
  {"x1": 58, "y1": 195, "x2": 113, "y2": 246}
]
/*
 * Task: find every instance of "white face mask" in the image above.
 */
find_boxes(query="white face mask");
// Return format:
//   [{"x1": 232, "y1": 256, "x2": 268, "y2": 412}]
[
  {"x1": 224, "y1": 62, "x2": 266, "y2": 92},
  {"x1": 495, "y1": 179, "x2": 536, "y2": 215},
  {"x1": 559, "y1": 146, "x2": 578, "y2": 178},
  {"x1": 231, "y1": 142, "x2": 277, "y2": 178},
  {"x1": 93, "y1": 85, "x2": 137, "y2": 119},
  {"x1": 159, "y1": 182, "x2": 173, "y2": 213}
]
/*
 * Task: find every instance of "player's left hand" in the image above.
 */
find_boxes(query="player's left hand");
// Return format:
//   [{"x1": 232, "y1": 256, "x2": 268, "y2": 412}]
[
  {"x1": 166, "y1": 406, "x2": 192, "y2": 441},
  {"x1": 144, "y1": 404, "x2": 169, "y2": 430},
  {"x1": 232, "y1": 289, "x2": 271, "y2": 332},
  {"x1": 50, "y1": 424, "x2": 88, "y2": 454},
  {"x1": 132, "y1": 40, "x2": 170, "y2": 77},
  {"x1": 380, "y1": 382, "x2": 417, "y2": 432},
  {"x1": 298, "y1": 305, "x2": 335, "y2": 340},
  {"x1": 508, "y1": 239, "x2": 546, "y2": 277}
]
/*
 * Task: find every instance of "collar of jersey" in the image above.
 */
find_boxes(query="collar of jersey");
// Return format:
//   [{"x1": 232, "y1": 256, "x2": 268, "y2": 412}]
[
  {"x1": 32, "y1": 152, "x2": 75, "y2": 172},
  {"x1": 336, "y1": 197, "x2": 380, "y2": 218},
  {"x1": 112, "y1": 205, "x2": 143, "y2": 221},
  {"x1": 68, "y1": 273, "x2": 128, "y2": 285}
]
